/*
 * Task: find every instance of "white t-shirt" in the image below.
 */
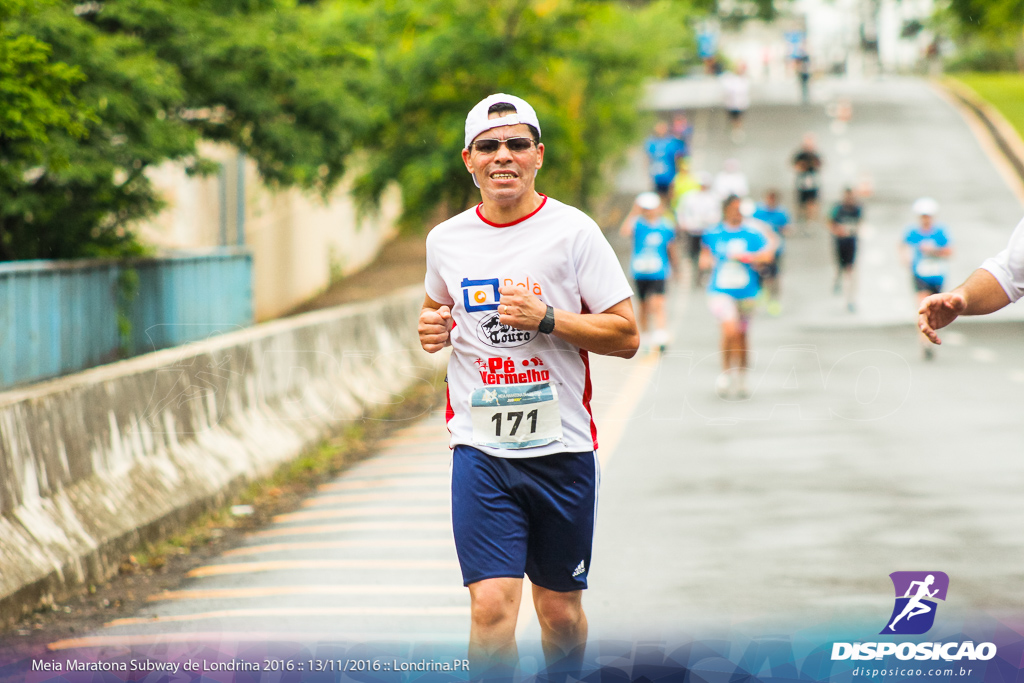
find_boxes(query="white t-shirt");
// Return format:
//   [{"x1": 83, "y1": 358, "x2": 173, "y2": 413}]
[
  {"x1": 425, "y1": 195, "x2": 633, "y2": 458},
  {"x1": 721, "y1": 72, "x2": 750, "y2": 112},
  {"x1": 713, "y1": 170, "x2": 749, "y2": 199},
  {"x1": 980, "y1": 215, "x2": 1024, "y2": 303},
  {"x1": 677, "y1": 188, "x2": 721, "y2": 235}
]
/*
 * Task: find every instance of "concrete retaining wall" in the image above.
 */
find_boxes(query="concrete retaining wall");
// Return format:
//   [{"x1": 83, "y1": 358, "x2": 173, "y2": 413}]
[{"x1": 0, "y1": 286, "x2": 440, "y2": 625}]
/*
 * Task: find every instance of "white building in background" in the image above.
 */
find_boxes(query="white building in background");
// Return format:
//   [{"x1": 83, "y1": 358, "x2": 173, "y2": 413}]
[
  {"x1": 875, "y1": 0, "x2": 937, "y2": 72},
  {"x1": 793, "y1": 0, "x2": 936, "y2": 74},
  {"x1": 714, "y1": 0, "x2": 938, "y2": 82}
]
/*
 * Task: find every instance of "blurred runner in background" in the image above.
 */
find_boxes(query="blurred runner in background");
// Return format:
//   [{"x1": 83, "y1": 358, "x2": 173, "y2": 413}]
[
  {"x1": 792, "y1": 133, "x2": 823, "y2": 230},
  {"x1": 671, "y1": 113, "x2": 693, "y2": 159},
  {"x1": 828, "y1": 187, "x2": 863, "y2": 313},
  {"x1": 677, "y1": 171, "x2": 720, "y2": 287},
  {"x1": 646, "y1": 120, "x2": 687, "y2": 202},
  {"x1": 621, "y1": 191, "x2": 679, "y2": 353},
  {"x1": 793, "y1": 43, "x2": 812, "y2": 105},
  {"x1": 714, "y1": 158, "x2": 749, "y2": 200},
  {"x1": 700, "y1": 195, "x2": 778, "y2": 399},
  {"x1": 721, "y1": 63, "x2": 751, "y2": 144},
  {"x1": 901, "y1": 197, "x2": 952, "y2": 360},
  {"x1": 752, "y1": 189, "x2": 791, "y2": 315}
]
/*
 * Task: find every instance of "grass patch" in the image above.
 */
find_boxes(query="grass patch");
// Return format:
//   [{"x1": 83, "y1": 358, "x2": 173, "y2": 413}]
[{"x1": 949, "y1": 73, "x2": 1024, "y2": 142}]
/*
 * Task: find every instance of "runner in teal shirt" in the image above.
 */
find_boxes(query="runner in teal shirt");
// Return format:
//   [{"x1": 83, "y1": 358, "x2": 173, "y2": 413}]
[
  {"x1": 621, "y1": 191, "x2": 679, "y2": 352},
  {"x1": 699, "y1": 195, "x2": 777, "y2": 398}
]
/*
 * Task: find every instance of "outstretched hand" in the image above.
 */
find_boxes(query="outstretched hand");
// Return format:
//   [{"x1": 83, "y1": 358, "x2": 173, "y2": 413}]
[{"x1": 917, "y1": 292, "x2": 966, "y2": 345}]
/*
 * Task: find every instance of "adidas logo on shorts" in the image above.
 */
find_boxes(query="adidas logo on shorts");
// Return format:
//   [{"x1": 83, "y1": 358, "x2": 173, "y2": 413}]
[{"x1": 572, "y1": 560, "x2": 586, "y2": 578}]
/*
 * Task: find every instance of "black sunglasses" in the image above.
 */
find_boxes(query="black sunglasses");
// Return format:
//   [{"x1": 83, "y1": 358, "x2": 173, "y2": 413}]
[{"x1": 471, "y1": 137, "x2": 536, "y2": 154}]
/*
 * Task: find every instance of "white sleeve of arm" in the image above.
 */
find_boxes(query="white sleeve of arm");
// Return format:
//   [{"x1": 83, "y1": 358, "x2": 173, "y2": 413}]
[{"x1": 979, "y1": 216, "x2": 1024, "y2": 303}]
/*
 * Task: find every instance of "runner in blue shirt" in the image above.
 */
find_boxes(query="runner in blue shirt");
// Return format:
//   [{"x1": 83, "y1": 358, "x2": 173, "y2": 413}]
[
  {"x1": 620, "y1": 191, "x2": 679, "y2": 353},
  {"x1": 752, "y1": 189, "x2": 790, "y2": 315},
  {"x1": 900, "y1": 197, "x2": 953, "y2": 360},
  {"x1": 700, "y1": 195, "x2": 778, "y2": 398},
  {"x1": 646, "y1": 121, "x2": 687, "y2": 200}
]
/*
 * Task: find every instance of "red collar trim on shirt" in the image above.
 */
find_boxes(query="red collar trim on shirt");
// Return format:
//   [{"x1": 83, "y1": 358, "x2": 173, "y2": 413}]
[{"x1": 475, "y1": 194, "x2": 548, "y2": 227}]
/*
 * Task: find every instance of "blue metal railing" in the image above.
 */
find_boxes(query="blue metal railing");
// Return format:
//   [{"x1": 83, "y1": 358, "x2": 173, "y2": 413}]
[{"x1": 0, "y1": 249, "x2": 252, "y2": 390}]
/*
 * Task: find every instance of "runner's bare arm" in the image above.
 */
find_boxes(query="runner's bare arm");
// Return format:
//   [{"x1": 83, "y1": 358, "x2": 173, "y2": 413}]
[
  {"x1": 744, "y1": 231, "x2": 778, "y2": 265},
  {"x1": 698, "y1": 245, "x2": 713, "y2": 272},
  {"x1": 419, "y1": 295, "x2": 453, "y2": 353},
  {"x1": 918, "y1": 269, "x2": 1010, "y2": 344},
  {"x1": 618, "y1": 204, "x2": 640, "y2": 237},
  {"x1": 668, "y1": 240, "x2": 683, "y2": 281},
  {"x1": 497, "y1": 286, "x2": 639, "y2": 358}
]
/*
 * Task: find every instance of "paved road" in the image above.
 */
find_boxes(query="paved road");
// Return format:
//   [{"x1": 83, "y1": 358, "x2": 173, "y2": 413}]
[
  {"x1": 592, "y1": 75, "x2": 1024, "y2": 638},
  {"x1": 45, "y1": 76, "x2": 1024, "y2": 659}
]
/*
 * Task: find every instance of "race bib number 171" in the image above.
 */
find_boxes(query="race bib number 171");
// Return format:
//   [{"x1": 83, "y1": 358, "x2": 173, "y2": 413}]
[{"x1": 470, "y1": 382, "x2": 562, "y2": 450}]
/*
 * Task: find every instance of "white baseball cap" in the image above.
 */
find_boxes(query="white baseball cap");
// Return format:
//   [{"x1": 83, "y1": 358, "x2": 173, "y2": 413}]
[
  {"x1": 464, "y1": 93, "x2": 542, "y2": 149},
  {"x1": 913, "y1": 197, "x2": 939, "y2": 216},
  {"x1": 636, "y1": 192, "x2": 661, "y2": 210}
]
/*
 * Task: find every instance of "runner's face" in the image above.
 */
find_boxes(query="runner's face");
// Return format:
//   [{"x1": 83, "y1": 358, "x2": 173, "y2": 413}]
[
  {"x1": 640, "y1": 206, "x2": 662, "y2": 221},
  {"x1": 462, "y1": 122, "x2": 543, "y2": 204},
  {"x1": 724, "y1": 199, "x2": 742, "y2": 225}
]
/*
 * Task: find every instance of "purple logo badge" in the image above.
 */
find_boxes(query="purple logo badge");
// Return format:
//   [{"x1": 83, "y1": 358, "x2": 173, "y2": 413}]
[{"x1": 881, "y1": 571, "x2": 949, "y2": 635}]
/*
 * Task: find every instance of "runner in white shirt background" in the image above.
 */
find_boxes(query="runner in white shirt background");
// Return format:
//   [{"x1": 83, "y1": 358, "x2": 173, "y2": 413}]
[
  {"x1": 918, "y1": 215, "x2": 1024, "y2": 343},
  {"x1": 418, "y1": 94, "x2": 638, "y2": 678},
  {"x1": 720, "y1": 62, "x2": 750, "y2": 143},
  {"x1": 713, "y1": 158, "x2": 749, "y2": 200},
  {"x1": 676, "y1": 171, "x2": 721, "y2": 287}
]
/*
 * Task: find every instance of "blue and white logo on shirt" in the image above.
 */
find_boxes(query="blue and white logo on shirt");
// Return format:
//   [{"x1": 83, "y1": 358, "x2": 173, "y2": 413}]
[{"x1": 462, "y1": 277, "x2": 501, "y2": 313}]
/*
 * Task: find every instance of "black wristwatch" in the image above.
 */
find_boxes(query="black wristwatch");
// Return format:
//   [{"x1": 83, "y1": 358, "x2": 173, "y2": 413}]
[{"x1": 538, "y1": 305, "x2": 555, "y2": 334}]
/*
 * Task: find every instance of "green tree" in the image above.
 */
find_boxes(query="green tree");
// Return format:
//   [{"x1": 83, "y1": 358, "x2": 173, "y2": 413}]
[
  {"x1": 1, "y1": 0, "x2": 377, "y2": 261},
  {"x1": 348, "y1": 0, "x2": 693, "y2": 229},
  {"x1": 940, "y1": 0, "x2": 1024, "y2": 71}
]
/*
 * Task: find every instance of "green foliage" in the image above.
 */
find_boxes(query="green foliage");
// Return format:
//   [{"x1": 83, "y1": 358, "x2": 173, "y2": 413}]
[
  {"x1": 944, "y1": 41, "x2": 1020, "y2": 72},
  {"x1": 4, "y1": 3, "x2": 196, "y2": 261},
  {"x1": 347, "y1": 0, "x2": 695, "y2": 228},
  {"x1": 2, "y1": 0, "x2": 707, "y2": 258},
  {"x1": 95, "y1": 0, "x2": 378, "y2": 192},
  {"x1": 1, "y1": 0, "x2": 377, "y2": 261},
  {"x1": 940, "y1": 0, "x2": 1024, "y2": 71},
  {"x1": 943, "y1": 0, "x2": 1024, "y2": 40}
]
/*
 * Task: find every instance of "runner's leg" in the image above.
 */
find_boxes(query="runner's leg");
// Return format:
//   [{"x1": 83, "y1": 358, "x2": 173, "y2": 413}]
[
  {"x1": 533, "y1": 586, "x2": 588, "y2": 671},
  {"x1": 468, "y1": 578, "x2": 523, "y2": 672}
]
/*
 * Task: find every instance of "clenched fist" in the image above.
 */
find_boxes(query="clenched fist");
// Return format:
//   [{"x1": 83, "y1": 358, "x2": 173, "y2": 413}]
[{"x1": 419, "y1": 305, "x2": 453, "y2": 353}]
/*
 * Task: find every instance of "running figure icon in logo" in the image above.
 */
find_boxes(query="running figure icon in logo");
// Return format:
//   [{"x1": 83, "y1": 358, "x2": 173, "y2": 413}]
[{"x1": 882, "y1": 571, "x2": 949, "y2": 635}]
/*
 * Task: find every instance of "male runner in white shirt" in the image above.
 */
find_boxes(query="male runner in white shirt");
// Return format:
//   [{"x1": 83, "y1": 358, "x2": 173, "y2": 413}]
[{"x1": 418, "y1": 93, "x2": 638, "y2": 676}]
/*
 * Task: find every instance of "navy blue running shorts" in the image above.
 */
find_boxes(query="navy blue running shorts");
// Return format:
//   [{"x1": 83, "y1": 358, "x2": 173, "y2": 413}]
[{"x1": 451, "y1": 445, "x2": 599, "y2": 592}]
